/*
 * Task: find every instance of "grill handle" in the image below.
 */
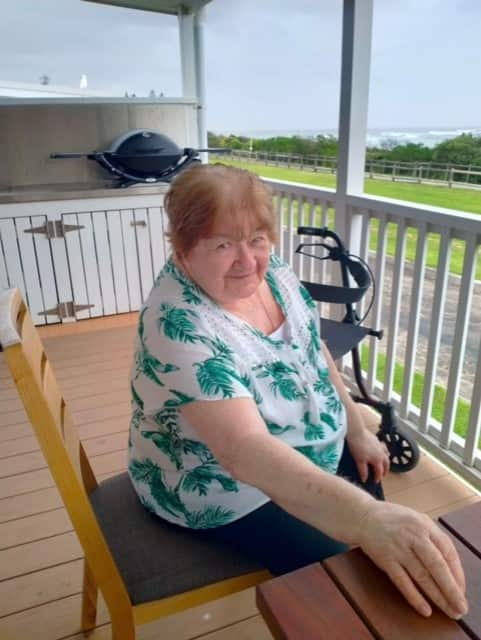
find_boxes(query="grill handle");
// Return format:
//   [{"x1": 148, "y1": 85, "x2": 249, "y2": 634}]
[{"x1": 50, "y1": 152, "x2": 99, "y2": 159}]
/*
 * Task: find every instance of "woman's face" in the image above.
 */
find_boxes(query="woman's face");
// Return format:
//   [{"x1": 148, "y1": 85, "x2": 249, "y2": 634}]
[{"x1": 179, "y1": 217, "x2": 271, "y2": 305}]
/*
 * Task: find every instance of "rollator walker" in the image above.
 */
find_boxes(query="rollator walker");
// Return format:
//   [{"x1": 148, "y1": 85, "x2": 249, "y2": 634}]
[{"x1": 296, "y1": 225, "x2": 420, "y2": 473}]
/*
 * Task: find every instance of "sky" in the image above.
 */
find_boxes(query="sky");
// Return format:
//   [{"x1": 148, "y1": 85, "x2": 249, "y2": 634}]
[{"x1": 1, "y1": 0, "x2": 481, "y2": 134}]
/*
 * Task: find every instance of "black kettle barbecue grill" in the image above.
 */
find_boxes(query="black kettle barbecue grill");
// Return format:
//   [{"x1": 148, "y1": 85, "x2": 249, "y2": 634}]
[{"x1": 50, "y1": 129, "x2": 227, "y2": 188}]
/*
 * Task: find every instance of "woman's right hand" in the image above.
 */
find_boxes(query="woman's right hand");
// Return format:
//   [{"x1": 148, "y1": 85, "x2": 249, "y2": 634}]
[{"x1": 357, "y1": 501, "x2": 468, "y2": 620}]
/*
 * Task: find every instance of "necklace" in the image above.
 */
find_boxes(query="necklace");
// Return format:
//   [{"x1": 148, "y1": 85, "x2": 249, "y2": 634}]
[
  {"x1": 257, "y1": 291, "x2": 278, "y2": 333},
  {"x1": 229, "y1": 287, "x2": 279, "y2": 334}
]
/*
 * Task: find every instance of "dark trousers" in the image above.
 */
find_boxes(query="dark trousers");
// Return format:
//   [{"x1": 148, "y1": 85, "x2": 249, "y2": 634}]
[{"x1": 197, "y1": 442, "x2": 384, "y2": 575}]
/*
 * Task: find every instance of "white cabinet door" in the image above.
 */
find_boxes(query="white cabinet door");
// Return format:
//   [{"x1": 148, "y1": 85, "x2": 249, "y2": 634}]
[
  {"x1": 0, "y1": 216, "x2": 60, "y2": 324},
  {"x1": 0, "y1": 193, "x2": 168, "y2": 324},
  {"x1": 61, "y1": 205, "x2": 168, "y2": 317}
]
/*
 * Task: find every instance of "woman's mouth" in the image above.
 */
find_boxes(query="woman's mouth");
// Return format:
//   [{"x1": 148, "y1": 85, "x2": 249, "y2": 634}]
[{"x1": 229, "y1": 272, "x2": 255, "y2": 279}]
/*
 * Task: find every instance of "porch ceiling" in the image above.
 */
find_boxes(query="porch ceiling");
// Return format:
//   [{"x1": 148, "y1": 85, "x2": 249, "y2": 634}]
[{"x1": 82, "y1": 0, "x2": 211, "y2": 15}]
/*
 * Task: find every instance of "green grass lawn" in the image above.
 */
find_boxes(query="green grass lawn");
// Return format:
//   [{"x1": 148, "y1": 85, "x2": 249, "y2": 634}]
[{"x1": 217, "y1": 157, "x2": 481, "y2": 279}]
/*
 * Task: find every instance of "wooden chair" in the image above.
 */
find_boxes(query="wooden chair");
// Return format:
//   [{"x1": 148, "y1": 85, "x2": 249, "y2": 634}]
[{"x1": 0, "y1": 289, "x2": 270, "y2": 639}]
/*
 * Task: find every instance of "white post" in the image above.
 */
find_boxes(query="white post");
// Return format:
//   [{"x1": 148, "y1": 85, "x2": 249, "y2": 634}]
[
  {"x1": 336, "y1": 0, "x2": 373, "y2": 252},
  {"x1": 178, "y1": 7, "x2": 207, "y2": 160},
  {"x1": 179, "y1": 11, "x2": 196, "y2": 98},
  {"x1": 193, "y1": 7, "x2": 208, "y2": 161}
]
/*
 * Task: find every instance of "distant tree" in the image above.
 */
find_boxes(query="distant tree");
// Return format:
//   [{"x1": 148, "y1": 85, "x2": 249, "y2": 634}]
[
  {"x1": 386, "y1": 143, "x2": 432, "y2": 162},
  {"x1": 39, "y1": 74, "x2": 50, "y2": 85},
  {"x1": 432, "y1": 134, "x2": 481, "y2": 166},
  {"x1": 149, "y1": 89, "x2": 156, "y2": 98}
]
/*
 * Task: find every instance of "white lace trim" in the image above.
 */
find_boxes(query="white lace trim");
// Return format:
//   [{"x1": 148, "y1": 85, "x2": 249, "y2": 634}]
[{"x1": 194, "y1": 266, "x2": 322, "y2": 378}]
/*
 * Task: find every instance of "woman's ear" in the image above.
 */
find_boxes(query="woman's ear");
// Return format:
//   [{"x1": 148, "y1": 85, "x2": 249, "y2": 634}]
[{"x1": 175, "y1": 251, "x2": 190, "y2": 275}]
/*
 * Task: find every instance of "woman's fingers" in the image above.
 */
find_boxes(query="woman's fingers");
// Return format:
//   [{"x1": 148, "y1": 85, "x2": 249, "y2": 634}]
[
  {"x1": 381, "y1": 443, "x2": 390, "y2": 476},
  {"x1": 354, "y1": 458, "x2": 368, "y2": 483},
  {"x1": 374, "y1": 460, "x2": 384, "y2": 483},
  {"x1": 382, "y1": 454, "x2": 390, "y2": 477},
  {"x1": 360, "y1": 503, "x2": 468, "y2": 619},
  {"x1": 430, "y1": 527, "x2": 466, "y2": 591},
  {"x1": 383, "y1": 561, "x2": 432, "y2": 617},
  {"x1": 407, "y1": 541, "x2": 468, "y2": 618}
]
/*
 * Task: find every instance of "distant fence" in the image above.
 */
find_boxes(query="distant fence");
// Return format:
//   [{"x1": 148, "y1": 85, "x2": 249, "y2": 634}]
[{"x1": 216, "y1": 149, "x2": 481, "y2": 188}]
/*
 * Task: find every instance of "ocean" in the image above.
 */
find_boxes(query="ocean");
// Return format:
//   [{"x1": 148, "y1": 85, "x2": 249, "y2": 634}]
[{"x1": 234, "y1": 126, "x2": 481, "y2": 149}]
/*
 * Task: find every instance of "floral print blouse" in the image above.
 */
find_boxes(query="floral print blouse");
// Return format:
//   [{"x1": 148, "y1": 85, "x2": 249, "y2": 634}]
[{"x1": 128, "y1": 254, "x2": 346, "y2": 529}]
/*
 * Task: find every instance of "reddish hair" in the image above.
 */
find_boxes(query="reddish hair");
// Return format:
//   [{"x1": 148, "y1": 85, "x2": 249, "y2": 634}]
[{"x1": 164, "y1": 163, "x2": 276, "y2": 255}]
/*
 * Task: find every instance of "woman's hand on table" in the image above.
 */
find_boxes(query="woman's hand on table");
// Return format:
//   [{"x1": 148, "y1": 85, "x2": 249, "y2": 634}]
[{"x1": 357, "y1": 501, "x2": 468, "y2": 620}]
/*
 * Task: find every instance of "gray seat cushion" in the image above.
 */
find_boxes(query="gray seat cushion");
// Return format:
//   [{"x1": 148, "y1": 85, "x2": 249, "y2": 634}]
[{"x1": 89, "y1": 472, "x2": 264, "y2": 605}]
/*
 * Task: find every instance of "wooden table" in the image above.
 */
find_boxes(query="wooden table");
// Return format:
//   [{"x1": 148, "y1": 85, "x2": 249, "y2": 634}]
[{"x1": 256, "y1": 501, "x2": 481, "y2": 639}]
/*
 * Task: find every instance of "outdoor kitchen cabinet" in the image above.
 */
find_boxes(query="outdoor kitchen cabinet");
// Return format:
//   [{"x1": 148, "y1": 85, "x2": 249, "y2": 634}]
[{"x1": 0, "y1": 190, "x2": 169, "y2": 325}]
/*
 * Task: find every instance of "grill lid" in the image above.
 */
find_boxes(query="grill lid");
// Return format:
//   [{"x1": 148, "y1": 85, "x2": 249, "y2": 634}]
[
  {"x1": 50, "y1": 129, "x2": 227, "y2": 188},
  {"x1": 106, "y1": 130, "x2": 184, "y2": 177}
]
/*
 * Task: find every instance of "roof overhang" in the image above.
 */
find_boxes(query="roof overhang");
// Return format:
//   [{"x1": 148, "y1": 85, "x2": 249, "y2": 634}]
[{"x1": 82, "y1": 0, "x2": 211, "y2": 15}]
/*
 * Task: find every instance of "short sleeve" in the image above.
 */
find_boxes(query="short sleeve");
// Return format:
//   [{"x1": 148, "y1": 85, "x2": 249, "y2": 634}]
[{"x1": 132, "y1": 301, "x2": 252, "y2": 415}]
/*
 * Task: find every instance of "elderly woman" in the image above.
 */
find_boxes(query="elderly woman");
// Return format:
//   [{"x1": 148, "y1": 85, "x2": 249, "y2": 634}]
[{"x1": 129, "y1": 164, "x2": 467, "y2": 620}]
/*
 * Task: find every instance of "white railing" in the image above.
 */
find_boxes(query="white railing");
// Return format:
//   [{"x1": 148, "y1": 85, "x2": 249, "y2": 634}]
[{"x1": 266, "y1": 178, "x2": 481, "y2": 491}]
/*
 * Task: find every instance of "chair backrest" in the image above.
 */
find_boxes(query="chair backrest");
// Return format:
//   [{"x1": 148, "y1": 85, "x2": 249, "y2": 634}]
[{"x1": 0, "y1": 289, "x2": 132, "y2": 617}]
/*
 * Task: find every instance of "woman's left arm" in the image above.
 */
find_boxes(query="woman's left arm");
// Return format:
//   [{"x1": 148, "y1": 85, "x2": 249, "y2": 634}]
[{"x1": 321, "y1": 341, "x2": 390, "y2": 482}]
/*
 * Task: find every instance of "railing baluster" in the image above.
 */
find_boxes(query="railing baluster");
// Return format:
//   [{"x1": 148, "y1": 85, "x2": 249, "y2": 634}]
[
  {"x1": 441, "y1": 234, "x2": 478, "y2": 449},
  {"x1": 307, "y1": 199, "x2": 317, "y2": 287},
  {"x1": 321, "y1": 201, "x2": 329, "y2": 228},
  {"x1": 384, "y1": 219, "x2": 407, "y2": 401},
  {"x1": 368, "y1": 214, "x2": 387, "y2": 393},
  {"x1": 286, "y1": 195, "x2": 296, "y2": 269},
  {"x1": 464, "y1": 332, "x2": 481, "y2": 467},
  {"x1": 297, "y1": 200, "x2": 307, "y2": 282},
  {"x1": 319, "y1": 202, "x2": 329, "y2": 294},
  {"x1": 419, "y1": 230, "x2": 451, "y2": 433},
  {"x1": 357, "y1": 210, "x2": 371, "y2": 323},
  {"x1": 275, "y1": 192, "x2": 284, "y2": 260},
  {"x1": 400, "y1": 223, "x2": 427, "y2": 418}
]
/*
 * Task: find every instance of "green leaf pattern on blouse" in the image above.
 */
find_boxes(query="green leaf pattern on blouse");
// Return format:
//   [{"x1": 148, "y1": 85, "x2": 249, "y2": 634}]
[
  {"x1": 254, "y1": 360, "x2": 307, "y2": 401},
  {"x1": 130, "y1": 453, "x2": 239, "y2": 528},
  {"x1": 265, "y1": 420, "x2": 296, "y2": 435},
  {"x1": 297, "y1": 442, "x2": 340, "y2": 474},
  {"x1": 185, "y1": 505, "x2": 236, "y2": 529},
  {"x1": 158, "y1": 304, "x2": 200, "y2": 343},
  {"x1": 265, "y1": 269, "x2": 287, "y2": 313},
  {"x1": 306, "y1": 317, "x2": 321, "y2": 367},
  {"x1": 314, "y1": 368, "x2": 344, "y2": 417},
  {"x1": 164, "y1": 259, "x2": 203, "y2": 305},
  {"x1": 302, "y1": 410, "x2": 326, "y2": 441},
  {"x1": 135, "y1": 307, "x2": 180, "y2": 385},
  {"x1": 299, "y1": 284, "x2": 317, "y2": 308}
]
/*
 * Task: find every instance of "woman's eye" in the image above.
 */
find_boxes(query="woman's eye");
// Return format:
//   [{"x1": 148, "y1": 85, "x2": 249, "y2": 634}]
[
  {"x1": 216, "y1": 241, "x2": 231, "y2": 250},
  {"x1": 251, "y1": 235, "x2": 267, "y2": 244}
]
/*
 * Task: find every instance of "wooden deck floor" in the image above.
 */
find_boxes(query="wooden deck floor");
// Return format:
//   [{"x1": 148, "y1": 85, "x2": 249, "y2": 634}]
[{"x1": 1, "y1": 314, "x2": 480, "y2": 640}]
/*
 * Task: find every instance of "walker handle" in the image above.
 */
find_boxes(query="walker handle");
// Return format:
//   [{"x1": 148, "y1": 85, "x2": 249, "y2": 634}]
[{"x1": 297, "y1": 226, "x2": 329, "y2": 238}]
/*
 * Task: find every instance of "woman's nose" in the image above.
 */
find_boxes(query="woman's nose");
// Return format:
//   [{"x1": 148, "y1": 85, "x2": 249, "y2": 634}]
[{"x1": 235, "y1": 242, "x2": 256, "y2": 267}]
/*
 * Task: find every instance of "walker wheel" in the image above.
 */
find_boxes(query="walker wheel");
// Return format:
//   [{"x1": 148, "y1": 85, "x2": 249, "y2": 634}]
[{"x1": 377, "y1": 428, "x2": 420, "y2": 473}]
